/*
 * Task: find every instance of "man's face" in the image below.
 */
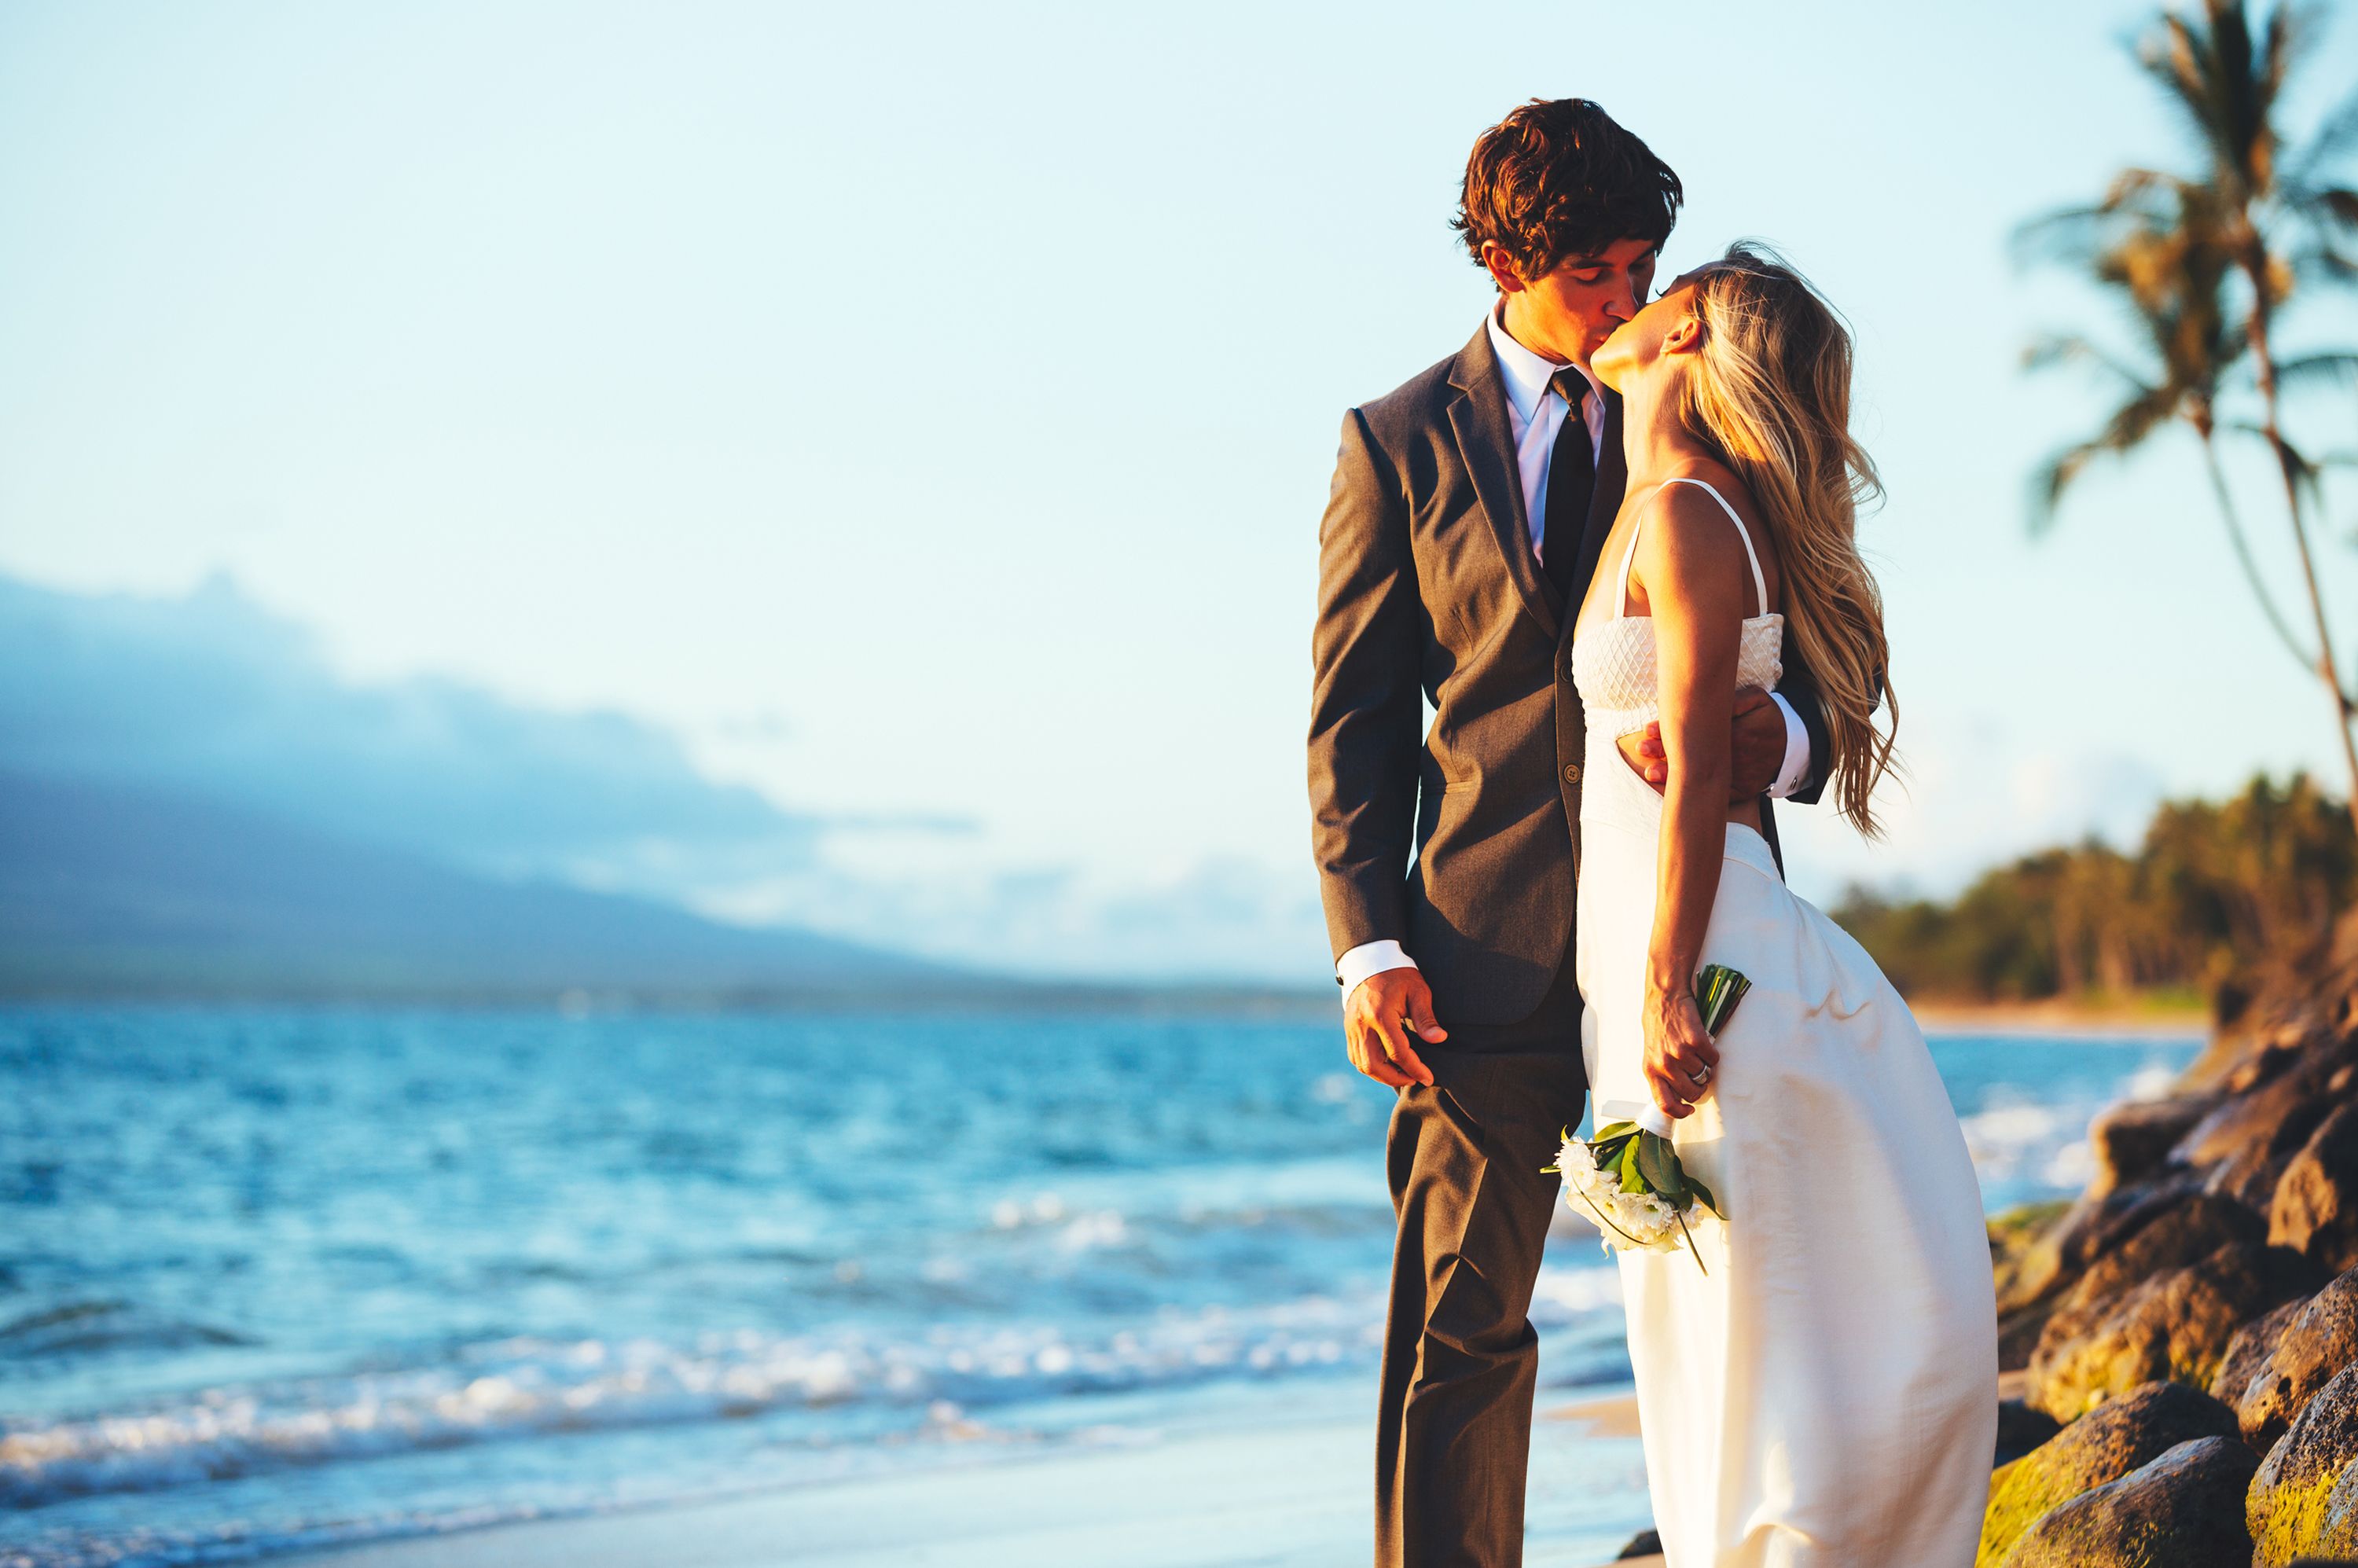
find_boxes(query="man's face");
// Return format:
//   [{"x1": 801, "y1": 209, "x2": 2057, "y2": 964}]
[{"x1": 1486, "y1": 236, "x2": 1660, "y2": 369}]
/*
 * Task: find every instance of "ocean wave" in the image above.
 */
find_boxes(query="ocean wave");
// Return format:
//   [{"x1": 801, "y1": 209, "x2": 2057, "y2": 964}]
[
  {"x1": 3, "y1": 1276, "x2": 1623, "y2": 1513},
  {"x1": 0, "y1": 1301, "x2": 255, "y2": 1362}
]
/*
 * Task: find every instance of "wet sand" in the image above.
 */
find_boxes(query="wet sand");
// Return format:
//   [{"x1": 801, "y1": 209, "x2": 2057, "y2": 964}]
[{"x1": 282, "y1": 1390, "x2": 1658, "y2": 1568}]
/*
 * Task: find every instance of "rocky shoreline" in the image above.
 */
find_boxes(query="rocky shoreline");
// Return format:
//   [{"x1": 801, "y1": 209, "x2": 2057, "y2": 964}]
[{"x1": 1973, "y1": 913, "x2": 2358, "y2": 1565}]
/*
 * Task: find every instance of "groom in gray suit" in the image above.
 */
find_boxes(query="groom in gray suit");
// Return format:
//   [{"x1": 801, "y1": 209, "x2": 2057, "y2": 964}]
[{"x1": 1306, "y1": 98, "x2": 1838, "y2": 1567}]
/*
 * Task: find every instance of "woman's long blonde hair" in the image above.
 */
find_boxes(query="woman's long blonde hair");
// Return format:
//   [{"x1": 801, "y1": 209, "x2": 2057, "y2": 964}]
[{"x1": 1679, "y1": 241, "x2": 1896, "y2": 835}]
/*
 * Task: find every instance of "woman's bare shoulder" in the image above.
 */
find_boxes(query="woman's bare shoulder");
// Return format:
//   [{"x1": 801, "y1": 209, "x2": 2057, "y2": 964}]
[
  {"x1": 1652, "y1": 457, "x2": 1761, "y2": 528},
  {"x1": 1634, "y1": 461, "x2": 1780, "y2": 609}
]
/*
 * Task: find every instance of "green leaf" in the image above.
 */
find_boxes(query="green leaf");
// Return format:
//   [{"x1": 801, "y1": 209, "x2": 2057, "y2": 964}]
[
  {"x1": 1636, "y1": 1131, "x2": 1688, "y2": 1202},
  {"x1": 1594, "y1": 1119, "x2": 1637, "y2": 1138},
  {"x1": 1617, "y1": 1136, "x2": 1647, "y2": 1193},
  {"x1": 1685, "y1": 1173, "x2": 1722, "y2": 1219},
  {"x1": 1693, "y1": 963, "x2": 1754, "y2": 1036}
]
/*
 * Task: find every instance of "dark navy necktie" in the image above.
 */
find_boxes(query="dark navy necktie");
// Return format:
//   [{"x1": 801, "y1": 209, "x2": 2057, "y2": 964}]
[{"x1": 1541, "y1": 368, "x2": 1595, "y2": 605}]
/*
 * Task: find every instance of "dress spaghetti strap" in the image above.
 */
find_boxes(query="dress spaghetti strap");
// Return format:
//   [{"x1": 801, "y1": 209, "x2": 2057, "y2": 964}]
[{"x1": 1614, "y1": 476, "x2": 1771, "y2": 619}]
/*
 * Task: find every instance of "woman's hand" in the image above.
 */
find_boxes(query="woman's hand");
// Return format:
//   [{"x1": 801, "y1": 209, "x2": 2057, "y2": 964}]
[{"x1": 1642, "y1": 979, "x2": 1721, "y2": 1118}]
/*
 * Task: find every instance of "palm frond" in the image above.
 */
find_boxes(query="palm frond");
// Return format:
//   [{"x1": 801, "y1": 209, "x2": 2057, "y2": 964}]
[
  {"x1": 2294, "y1": 186, "x2": 2358, "y2": 231},
  {"x1": 2022, "y1": 332, "x2": 2161, "y2": 392},
  {"x1": 2029, "y1": 385, "x2": 2182, "y2": 535},
  {"x1": 2012, "y1": 204, "x2": 2108, "y2": 268},
  {"x1": 2029, "y1": 443, "x2": 2106, "y2": 538},
  {"x1": 2288, "y1": 242, "x2": 2358, "y2": 289},
  {"x1": 2015, "y1": 174, "x2": 2198, "y2": 264},
  {"x1": 2276, "y1": 351, "x2": 2358, "y2": 389},
  {"x1": 2137, "y1": 15, "x2": 2227, "y2": 172}
]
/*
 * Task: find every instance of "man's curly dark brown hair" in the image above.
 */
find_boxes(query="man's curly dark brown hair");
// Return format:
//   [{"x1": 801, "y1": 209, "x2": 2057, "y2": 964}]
[{"x1": 1453, "y1": 98, "x2": 1684, "y2": 284}]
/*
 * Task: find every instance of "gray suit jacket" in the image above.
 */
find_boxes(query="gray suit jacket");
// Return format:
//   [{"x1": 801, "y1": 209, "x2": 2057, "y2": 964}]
[{"x1": 1307, "y1": 321, "x2": 1831, "y2": 1030}]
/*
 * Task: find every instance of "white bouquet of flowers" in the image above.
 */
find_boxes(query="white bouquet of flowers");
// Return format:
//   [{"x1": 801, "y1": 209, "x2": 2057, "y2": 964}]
[{"x1": 1544, "y1": 964, "x2": 1748, "y2": 1272}]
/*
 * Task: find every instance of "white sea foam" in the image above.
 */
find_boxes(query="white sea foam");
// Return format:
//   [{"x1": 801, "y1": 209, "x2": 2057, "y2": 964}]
[{"x1": 0, "y1": 1285, "x2": 1461, "y2": 1512}]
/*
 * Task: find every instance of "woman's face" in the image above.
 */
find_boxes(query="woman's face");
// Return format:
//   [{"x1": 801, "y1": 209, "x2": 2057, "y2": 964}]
[{"x1": 1591, "y1": 267, "x2": 1710, "y2": 395}]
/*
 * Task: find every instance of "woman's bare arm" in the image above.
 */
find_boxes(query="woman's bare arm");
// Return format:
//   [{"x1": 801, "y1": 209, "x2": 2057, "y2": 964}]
[{"x1": 1632, "y1": 484, "x2": 1754, "y2": 1118}]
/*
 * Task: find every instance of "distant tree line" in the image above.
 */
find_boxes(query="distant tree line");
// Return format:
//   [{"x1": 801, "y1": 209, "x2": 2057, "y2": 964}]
[{"x1": 1834, "y1": 773, "x2": 2355, "y2": 1012}]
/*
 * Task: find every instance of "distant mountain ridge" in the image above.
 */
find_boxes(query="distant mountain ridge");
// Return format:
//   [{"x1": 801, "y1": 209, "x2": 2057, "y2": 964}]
[
  {"x1": 0, "y1": 571, "x2": 1335, "y2": 997},
  {"x1": 0, "y1": 771, "x2": 955, "y2": 1002}
]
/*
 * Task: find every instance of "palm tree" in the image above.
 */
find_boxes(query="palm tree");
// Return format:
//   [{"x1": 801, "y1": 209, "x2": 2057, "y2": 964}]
[
  {"x1": 2020, "y1": 182, "x2": 2312, "y2": 669},
  {"x1": 2030, "y1": 0, "x2": 2358, "y2": 833}
]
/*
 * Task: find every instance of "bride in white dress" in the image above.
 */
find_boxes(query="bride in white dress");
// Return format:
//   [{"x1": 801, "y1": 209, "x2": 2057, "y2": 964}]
[{"x1": 1572, "y1": 243, "x2": 1996, "y2": 1566}]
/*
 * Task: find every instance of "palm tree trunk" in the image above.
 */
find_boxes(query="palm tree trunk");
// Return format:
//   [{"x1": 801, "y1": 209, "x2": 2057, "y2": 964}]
[{"x1": 2241, "y1": 264, "x2": 2358, "y2": 836}]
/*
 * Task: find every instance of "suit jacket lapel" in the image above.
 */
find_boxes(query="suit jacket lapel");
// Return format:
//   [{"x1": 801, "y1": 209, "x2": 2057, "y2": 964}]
[
  {"x1": 1445, "y1": 325, "x2": 1562, "y2": 639},
  {"x1": 1566, "y1": 388, "x2": 1628, "y2": 632}
]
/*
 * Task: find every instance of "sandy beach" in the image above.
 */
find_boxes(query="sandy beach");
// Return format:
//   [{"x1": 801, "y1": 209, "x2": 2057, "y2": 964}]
[{"x1": 281, "y1": 1391, "x2": 1659, "y2": 1568}]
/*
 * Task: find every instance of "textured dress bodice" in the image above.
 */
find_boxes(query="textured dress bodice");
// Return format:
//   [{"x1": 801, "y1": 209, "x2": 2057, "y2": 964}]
[
  {"x1": 1571, "y1": 472, "x2": 1784, "y2": 740},
  {"x1": 1572, "y1": 613, "x2": 1785, "y2": 740}
]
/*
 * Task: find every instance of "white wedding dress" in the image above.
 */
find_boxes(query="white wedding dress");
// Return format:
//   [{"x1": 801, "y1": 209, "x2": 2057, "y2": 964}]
[{"x1": 1570, "y1": 478, "x2": 1996, "y2": 1567}]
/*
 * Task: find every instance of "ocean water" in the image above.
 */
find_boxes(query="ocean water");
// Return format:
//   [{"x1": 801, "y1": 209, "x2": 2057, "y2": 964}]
[{"x1": 0, "y1": 1005, "x2": 2202, "y2": 1566}]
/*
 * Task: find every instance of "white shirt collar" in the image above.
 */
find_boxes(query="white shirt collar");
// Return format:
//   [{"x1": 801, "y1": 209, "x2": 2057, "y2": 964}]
[{"x1": 1485, "y1": 300, "x2": 1600, "y2": 423}]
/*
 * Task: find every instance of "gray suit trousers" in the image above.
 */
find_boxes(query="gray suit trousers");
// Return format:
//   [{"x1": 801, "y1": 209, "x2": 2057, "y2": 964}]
[{"x1": 1375, "y1": 938, "x2": 1589, "y2": 1568}]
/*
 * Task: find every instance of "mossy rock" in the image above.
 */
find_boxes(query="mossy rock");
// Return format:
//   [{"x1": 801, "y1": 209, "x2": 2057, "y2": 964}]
[
  {"x1": 1996, "y1": 1435, "x2": 2257, "y2": 1566},
  {"x1": 2217, "y1": 1297, "x2": 2314, "y2": 1408},
  {"x1": 2315, "y1": 1460, "x2": 2358, "y2": 1559},
  {"x1": 2088, "y1": 1095, "x2": 2222, "y2": 1200},
  {"x1": 2030, "y1": 1238, "x2": 2281, "y2": 1421},
  {"x1": 2275, "y1": 1103, "x2": 2358, "y2": 1277},
  {"x1": 2048, "y1": 1175, "x2": 2213, "y2": 1294},
  {"x1": 2178, "y1": 1042, "x2": 2353, "y2": 1210},
  {"x1": 2250, "y1": 1360, "x2": 2358, "y2": 1566},
  {"x1": 2037, "y1": 1194, "x2": 2264, "y2": 1353},
  {"x1": 2235, "y1": 1268, "x2": 2358, "y2": 1451},
  {"x1": 1993, "y1": 1198, "x2": 2078, "y2": 1312},
  {"x1": 1978, "y1": 1380, "x2": 2238, "y2": 1566}
]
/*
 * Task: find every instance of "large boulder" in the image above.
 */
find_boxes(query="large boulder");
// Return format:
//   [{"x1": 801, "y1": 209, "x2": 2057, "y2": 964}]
[
  {"x1": 1611, "y1": 1527, "x2": 1660, "y2": 1559},
  {"x1": 2275, "y1": 1103, "x2": 2358, "y2": 1277},
  {"x1": 2048, "y1": 1172, "x2": 2213, "y2": 1287},
  {"x1": 2250, "y1": 1360, "x2": 2358, "y2": 1566},
  {"x1": 2216, "y1": 1296, "x2": 2319, "y2": 1423},
  {"x1": 2232, "y1": 1269, "x2": 2358, "y2": 1452},
  {"x1": 2177, "y1": 1039, "x2": 2355, "y2": 1210},
  {"x1": 2029, "y1": 1237, "x2": 2292, "y2": 1420},
  {"x1": 1978, "y1": 1380, "x2": 2239, "y2": 1566},
  {"x1": 1993, "y1": 1199, "x2": 2081, "y2": 1372},
  {"x1": 2088, "y1": 1094, "x2": 2225, "y2": 1201},
  {"x1": 2037, "y1": 1193, "x2": 2265, "y2": 1350},
  {"x1": 1994, "y1": 1199, "x2": 2077, "y2": 1311},
  {"x1": 1993, "y1": 1435, "x2": 2257, "y2": 1567}
]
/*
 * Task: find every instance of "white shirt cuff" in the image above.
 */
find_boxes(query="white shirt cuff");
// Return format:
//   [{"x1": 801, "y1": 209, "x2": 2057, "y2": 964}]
[
  {"x1": 1765, "y1": 691, "x2": 1811, "y2": 799},
  {"x1": 1336, "y1": 939, "x2": 1417, "y2": 1001}
]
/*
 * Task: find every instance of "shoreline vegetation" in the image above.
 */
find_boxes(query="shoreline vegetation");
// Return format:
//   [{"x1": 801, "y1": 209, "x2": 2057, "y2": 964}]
[{"x1": 1837, "y1": 773, "x2": 2349, "y2": 1030}]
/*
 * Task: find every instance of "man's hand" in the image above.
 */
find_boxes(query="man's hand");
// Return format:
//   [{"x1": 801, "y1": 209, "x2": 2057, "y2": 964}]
[
  {"x1": 1343, "y1": 968, "x2": 1444, "y2": 1089},
  {"x1": 1617, "y1": 686, "x2": 1783, "y2": 801}
]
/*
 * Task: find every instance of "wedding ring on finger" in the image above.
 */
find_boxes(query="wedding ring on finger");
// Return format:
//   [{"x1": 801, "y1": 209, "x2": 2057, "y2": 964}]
[{"x1": 1693, "y1": 1062, "x2": 1713, "y2": 1086}]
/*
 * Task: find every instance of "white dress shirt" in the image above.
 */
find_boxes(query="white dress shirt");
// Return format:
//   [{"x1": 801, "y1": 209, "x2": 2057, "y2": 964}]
[{"x1": 1336, "y1": 305, "x2": 1814, "y2": 1003}]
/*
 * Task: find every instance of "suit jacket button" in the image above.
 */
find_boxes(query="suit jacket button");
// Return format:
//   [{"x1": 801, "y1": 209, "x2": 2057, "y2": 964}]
[{"x1": 1563, "y1": 763, "x2": 1582, "y2": 784}]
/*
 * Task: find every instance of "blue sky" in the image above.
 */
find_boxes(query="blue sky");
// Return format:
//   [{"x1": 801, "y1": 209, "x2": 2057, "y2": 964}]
[{"x1": 4, "y1": 1, "x2": 2356, "y2": 982}]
